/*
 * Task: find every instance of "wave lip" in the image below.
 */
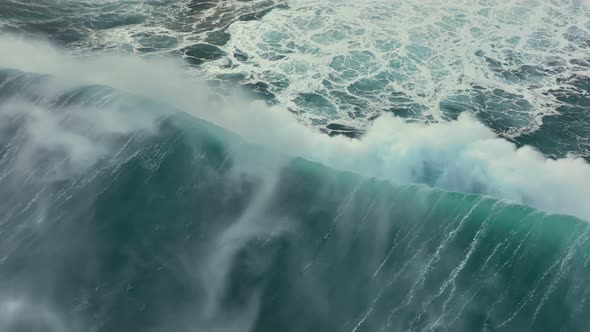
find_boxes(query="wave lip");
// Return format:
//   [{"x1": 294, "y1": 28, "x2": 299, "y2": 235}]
[{"x1": 1, "y1": 34, "x2": 590, "y2": 222}]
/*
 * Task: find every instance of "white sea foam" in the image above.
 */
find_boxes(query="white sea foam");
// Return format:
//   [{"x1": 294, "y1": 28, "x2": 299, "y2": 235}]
[
  {"x1": 70, "y1": 0, "x2": 280, "y2": 56},
  {"x1": 203, "y1": 0, "x2": 590, "y2": 134},
  {"x1": 1, "y1": 35, "x2": 589, "y2": 222}
]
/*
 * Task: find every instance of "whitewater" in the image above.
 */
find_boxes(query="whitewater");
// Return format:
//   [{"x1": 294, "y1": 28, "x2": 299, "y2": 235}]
[
  {"x1": 2, "y1": 36, "x2": 589, "y2": 220},
  {"x1": 1, "y1": 0, "x2": 590, "y2": 331}
]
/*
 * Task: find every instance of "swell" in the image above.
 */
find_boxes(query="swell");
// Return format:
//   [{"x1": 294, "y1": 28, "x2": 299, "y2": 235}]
[{"x1": 0, "y1": 66, "x2": 589, "y2": 331}]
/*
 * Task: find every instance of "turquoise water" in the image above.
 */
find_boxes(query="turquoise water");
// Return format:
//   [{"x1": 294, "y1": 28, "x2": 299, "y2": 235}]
[
  {"x1": 0, "y1": 68, "x2": 589, "y2": 331},
  {"x1": 1, "y1": 1, "x2": 590, "y2": 331}
]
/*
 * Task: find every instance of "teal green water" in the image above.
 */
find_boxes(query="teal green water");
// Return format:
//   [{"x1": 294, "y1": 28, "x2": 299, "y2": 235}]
[
  {"x1": 1, "y1": 0, "x2": 590, "y2": 329},
  {"x1": 0, "y1": 69, "x2": 589, "y2": 331}
]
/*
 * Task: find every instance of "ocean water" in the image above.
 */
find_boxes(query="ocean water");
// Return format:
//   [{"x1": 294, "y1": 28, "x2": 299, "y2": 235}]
[{"x1": 1, "y1": 1, "x2": 590, "y2": 332}]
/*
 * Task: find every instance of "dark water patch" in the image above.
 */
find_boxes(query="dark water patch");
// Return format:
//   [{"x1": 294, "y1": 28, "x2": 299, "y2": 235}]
[
  {"x1": 134, "y1": 32, "x2": 179, "y2": 50},
  {"x1": 187, "y1": 0, "x2": 217, "y2": 12},
  {"x1": 238, "y1": 3, "x2": 288, "y2": 22},
  {"x1": 475, "y1": 49, "x2": 561, "y2": 84},
  {"x1": 242, "y1": 81, "x2": 276, "y2": 101},
  {"x1": 517, "y1": 75, "x2": 590, "y2": 160},
  {"x1": 564, "y1": 26, "x2": 590, "y2": 49},
  {"x1": 326, "y1": 123, "x2": 364, "y2": 139},
  {"x1": 441, "y1": 87, "x2": 535, "y2": 135},
  {"x1": 325, "y1": 91, "x2": 368, "y2": 117},
  {"x1": 347, "y1": 78, "x2": 387, "y2": 96},
  {"x1": 294, "y1": 93, "x2": 337, "y2": 115},
  {"x1": 88, "y1": 13, "x2": 146, "y2": 30},
  {"x1": 205, "y1": 30, "x2": 231, "y2": 46},
  {"x1": 234, "y1": 49, "x2": 250, "y2": 62},
  {"x1": 386, "y1": 105, "x2": 424, "y2": 118},
  {"x1": 182, "y1": 43, "x2": 226, "y2": 65}
]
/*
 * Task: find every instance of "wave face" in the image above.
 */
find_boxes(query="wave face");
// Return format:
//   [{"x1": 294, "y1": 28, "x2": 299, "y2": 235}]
[{"x1": 1, "y1": 66, "x2": 590, "y2": 332}]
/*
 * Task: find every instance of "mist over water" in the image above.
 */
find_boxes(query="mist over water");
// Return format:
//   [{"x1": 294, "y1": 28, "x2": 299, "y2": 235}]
[{"x1": 1, "y1": 1, "x2": 590, "y2": 331}]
